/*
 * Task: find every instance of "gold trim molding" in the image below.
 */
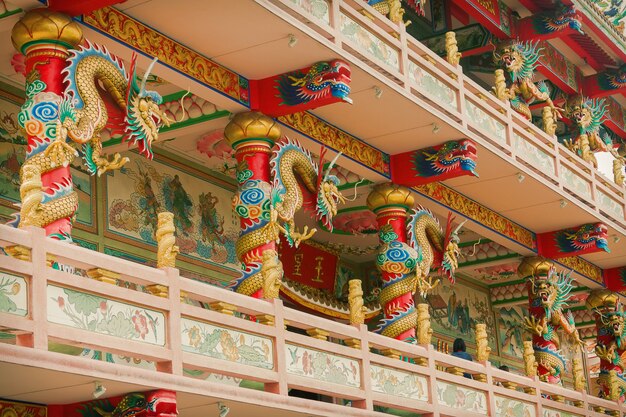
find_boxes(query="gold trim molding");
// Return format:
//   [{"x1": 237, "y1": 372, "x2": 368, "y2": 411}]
[
  {"x1": 557, "y1": 256, "x2": 603, "y2": 284},
  {"x1": 278, "y1": 112, "x2": 390, "y2": 175},
  {"x1": 83, "y1": 7, "x2": 248, "y2": 105}
]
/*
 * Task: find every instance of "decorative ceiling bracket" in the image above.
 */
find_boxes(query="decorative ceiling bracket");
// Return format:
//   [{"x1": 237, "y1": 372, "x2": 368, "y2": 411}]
[
  {"x1": 583, "y1": 64, "x2": 626, "y2": 99},
  {"x1": 48, "y1": 0, "x2": 126, "y2": 16},
  {"x1": 516, "y1": 5, "x2": 584, "y2": 41},
  {"x1": 605, "y1": 266, "x2": 626, "y2": 293},
  {"x1": 537, "y1": 222, "x2": 610, "y2": 259},
  {"x1": 249, "y1": 60, "x2": 352, "y2": 117},
  {"x1": 390, "y1": 139, "x2": 478, "y2": 187}
]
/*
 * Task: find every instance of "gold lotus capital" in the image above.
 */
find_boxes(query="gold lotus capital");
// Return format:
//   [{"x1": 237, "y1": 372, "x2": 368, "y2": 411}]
[
  {"x1": 12, "y1": 8, "x2": 83, "y2": 54},
  {"x1": 586, "y1": 288, "x2": 620, "y2": 311},
  {"x1": 366, "y1": 183, "x2": 414, "y2": 213},
  {"x1": 224, "y1": 112, "x2": 281, "y2": 148},
  {"x1": 517, "y1": 256, "x2": 554, "y2": 279}
]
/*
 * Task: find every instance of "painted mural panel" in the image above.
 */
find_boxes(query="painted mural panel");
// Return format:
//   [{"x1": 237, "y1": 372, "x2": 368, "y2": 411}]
[
  {"x1": 370, "y1": 364, "x2": 429, "y2": 401},
  {"x1": 0, "y1": 400, "x2": 46, "y2": 417},
  {"x1": 436, "y1": 381, "x2": 487, "y2": 414},
  {"x1": 408, "y1": 60, "x2": 458, "y2": 112},
  {"x1": 339, "y1": 13, "x2": 400, "y2": 71},
  {"x1": 426, "y1": 278, "x2": 497, "y2": 351},
  {"x1": 497, "y1": 305, "x2": 527, "y2": 360},
  {"x1": 287, "y1": 0, "x2": 330, "y2": 24},
  {"x1": 495, "y1": 395, "x2": 536, "y2": 417},
  {"x1": 0, "y1": 271, "x2": 27, "y2": 316},
  {"x1": 104, "y1": 151, "x2": 239, "y2": 271},
  {"x1": 47, "y1": 285, "x2": 166, "y2": 346},
  {"x1": 543, "y1": 408, "x2": 581, "y2": 417},
  {"x1": 181, "y1": 317, "x2": 274, "y2": 369},
  {"x1": 464, "y1": 98, "x2": 506, "y2": 144},
  {"x1": 285, "y1": 343, "x2": 361, "y2": 388}
]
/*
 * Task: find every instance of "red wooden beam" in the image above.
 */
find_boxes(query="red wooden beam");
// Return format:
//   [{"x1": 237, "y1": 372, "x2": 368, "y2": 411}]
[{"x1": 47, "y1": 0, "x2": 126, "y2": 16}]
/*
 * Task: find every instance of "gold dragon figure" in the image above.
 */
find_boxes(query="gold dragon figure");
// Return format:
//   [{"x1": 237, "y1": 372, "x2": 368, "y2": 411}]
[
  {"x1": 229, "y1": 139, "x2": 345, "y2": 296},
  {"x1": 18, "y1": 162, "x2": 78, "y2": 230},
  {"x1": 493, "y1": 41, "x2": 562, "y2": 120},
  {"x1": 156, "y1": 212, "x2": 179, "y2": 268},
  {"x1": 475, "y1": 323, "x2": 491, "y2": 362},
  {"x1": 416, "y1": 303, "x2": 432, "y2": 345},
  {"x1": 60, "y1": 42, "x2": 172, "y2": 176},
  {"x1": 572, "y1": 357, "x2": 586, "y2": 392},
  {"x1": 563, "y1": 95, "x2": 612, "y2": 168},
  {"x1": 493, "y1": 69, "x2": 508, "y2": 101},
  {"x1": 261, "y1": 249, "x2": 283, "y2": 300},
  {"x1": 445, "y1": 32, "x2": 462, "y2": 66},
  {"x1": 348, "y1": 279, "x2": 366, "y2": 325},
  {"x1": 521, "y1": 258, "x2": 582, "y2": 384}
]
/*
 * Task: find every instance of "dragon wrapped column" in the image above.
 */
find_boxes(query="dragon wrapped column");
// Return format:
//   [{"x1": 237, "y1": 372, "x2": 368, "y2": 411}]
[
  {"x1": 224, "y1": 112, "x2": 282, "y2": 298},
  {"x1": 367, "y1": 183, "x2": 418, "y2": 341},
  {"x1": 519, "y1": 257, "x2": 580, "y2": 385},
  {"x1": 586, "y1": 289, "x2": 626, "y2": 401},
  {"x1": 11, "y1": 9, "x2": 83, "y2": 240}
]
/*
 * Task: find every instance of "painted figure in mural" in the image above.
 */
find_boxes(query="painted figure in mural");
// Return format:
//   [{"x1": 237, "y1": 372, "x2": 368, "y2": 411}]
[
  {"x1": 519, "y1": 257, "x2": 582, "y2": 384},
  {"x1": 198, "y1": 191, "x2": 225, "y2": 245},
  {"x1": 139, "y1": 171, "x2": 161, "y2": 232},
  {"x1": 493, "y1": 40, "x2": 562, "y2": 121},
  {"x1": 562, "y1": 95, "x2": 611, "y2": 168},
  {"x1": 586, "y1": 289, "x2": 626, "y2": 401},
  {"x1": 165, "y1": 174, "x2": 193, "y2": 236}
]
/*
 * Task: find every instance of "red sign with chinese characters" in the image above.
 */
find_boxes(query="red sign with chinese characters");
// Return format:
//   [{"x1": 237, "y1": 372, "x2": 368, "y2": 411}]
[{"x1": 279, "y1": 237, "x2": 338, "y2": 291}]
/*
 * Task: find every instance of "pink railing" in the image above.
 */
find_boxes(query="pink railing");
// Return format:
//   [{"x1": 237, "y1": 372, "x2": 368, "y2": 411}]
[
  {"x1": 0, "y1": 224, "x2": 623, "y2": 416},
  {"x1": 259, "y1": 0, "x2": 626, "y2": 232}
]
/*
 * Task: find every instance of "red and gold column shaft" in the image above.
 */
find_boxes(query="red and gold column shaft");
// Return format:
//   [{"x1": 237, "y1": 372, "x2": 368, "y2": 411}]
[
  {"x1": 225, "y1": 112, "x2": 281, "y2": 298},
  {"x1": 367, "y1": 184, "x2": 419, "y2": 341},
  {"x1": 11, "y1": 9, "x2": 83, "y2": 240}
]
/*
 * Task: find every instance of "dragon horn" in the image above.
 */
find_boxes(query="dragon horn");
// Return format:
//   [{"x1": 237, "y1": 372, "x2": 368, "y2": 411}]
[
  {"x1": 323, "y1": 151, "x2": 343, "y2": 181},
  {"x1": 140, "y1": 57, "x2": 159, "y2": 96},
  {"x1": 444, "y1": 212, "x2": 454, "y2": 246},
  {"x1": 316, "y1": 145, "x2": 328, "y2": 190},
  {"x1": 126, "y1": 52, "x2": 138, "y2": 104},
  {"x1": 453, "y1": 219, "x2": 468, "y2": 235}
]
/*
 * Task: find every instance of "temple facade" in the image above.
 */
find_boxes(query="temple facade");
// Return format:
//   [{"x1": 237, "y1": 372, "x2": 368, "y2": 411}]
[{"x1": 0, "y1": 0, "x2": 626, "y2": 416}]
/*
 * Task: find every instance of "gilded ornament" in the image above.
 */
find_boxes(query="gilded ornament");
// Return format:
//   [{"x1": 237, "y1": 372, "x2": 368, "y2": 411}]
[
  {"x1": 261, "y1": 249, "x2": 283, "y2": 300},
  {"x1": 523, "y1": 340, "x2": 537, "y2": 377},
  {"x1": 572, "y1": 357, "x2": 586, "y2": 392},
  {"x1": 445, "y1": 32, "x2": 462, "y2": 67},
  {"x1": 586, "y1": 288, "x2": 619, "y2": 311},
  {"x1": 156, "y1": 212, "x2": 179, "y2": 268},
  {"x1": 366, "y1": 183, "x2": 415, "y2": 213},
  {"x1": 542, "y1": 106, "x2": 557, "y2": 137},
  {"x1": 475, "y1": 323, "x2": 491, "y2": 362},
  {"x1": 416, "y1": 303, "x2": 432, "y2": 345},
  {"x1": 11, "y1": 8, "x2": 83, "y2": 54},
  {"x1": 18, "y1": 164, "x2": 44, "y2": 229},
  {"x1": 517, "y1": 256, "x2": 553, "y2": 279},
  {"x1": 613, "y1": 154, "x2": 625, "y2": 186},
  {"x1": 224, "y1": 112, "x2": 281, "y2": 148},
  {"x1": 492, "y1": 69, "x2": 508, "y2": 101},
  {"x1": 348, "y1": 279, "x2": 366, "y2": 325}
]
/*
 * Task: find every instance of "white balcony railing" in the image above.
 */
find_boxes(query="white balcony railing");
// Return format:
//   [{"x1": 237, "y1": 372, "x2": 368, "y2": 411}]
[
  {"x1": 0, "y1": 224, "x2": 623, "y2": 416},
  {"x1": 260, "y1": 0, "x2": 626, "y2": 231}
]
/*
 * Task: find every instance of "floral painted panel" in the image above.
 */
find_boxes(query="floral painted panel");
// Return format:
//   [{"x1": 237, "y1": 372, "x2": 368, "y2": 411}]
[
  {"x1": 339, "y1": 13, "x2": 400, "y2": 71},
  {"x1": 287, "y1": 0, "x2": 330, "y2": 24},
  {"x1": 408, "y1": 60, "x2": 457, "y2": 112},
  {"x1": 464, "y1": 98, "x2": 506, "y2": 144},
  {"x1": 559, "y1": 165, "x2": 591, "y2": 200},
  {"x1": 181, "y1": 317, "x2": 273, "y2": 369},
  {"x1": 497, "y1": 305, "x2": 527, "y2": 360},
  {"x1": 436, "y1": 381, "x2": 487, "y2": 414},
  {"x1": 370, "y1": 364, "x2": 428, "y2": 401},
  {"x1": 0, "y1": 272, "x2": 27, "y2": 316},
  {"x1": 427, "y1": 278, "x2": 497, "y2": 352},
  {"x1": 47, "y1": 285, "x2": 165, "y2": 345},
  {"x1": 543, "y1": 408, "x2": 581, "y2": 417},
  {"x1": 285, "y1": 343, "x2": 361, "y2": 388},
  {"x1": 495, "y1": 395, "x2": 536, "y2": 417},
  {"x1": 597, "y1": 189, "x2": 624, "y2": 220},
  {"x1": 105, "y1": 150, "x2": 239, "y2": 271},
  {"x1": 512, "y1": 133, "x2": 555, "y2": 175}
]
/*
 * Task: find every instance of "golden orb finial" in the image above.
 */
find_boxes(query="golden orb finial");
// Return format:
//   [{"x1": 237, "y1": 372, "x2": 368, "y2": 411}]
[
  {"x1": 366, "y1": 183, "x2": 414, "y2": 213},
  {"x1": 12, "y1": 8, "x2": 83, "y2": 54},
  {"x1": 224, "y1": 112, "x2": 281, "y2": 149},
  {"x1": 517, "y1": 256, "x2": 553, "y2": 279}
]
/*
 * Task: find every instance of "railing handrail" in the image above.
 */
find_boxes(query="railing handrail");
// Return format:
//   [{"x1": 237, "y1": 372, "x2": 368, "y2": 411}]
[{"x1": 1, "y1": 224, "x2": 624, "y2": 416}]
